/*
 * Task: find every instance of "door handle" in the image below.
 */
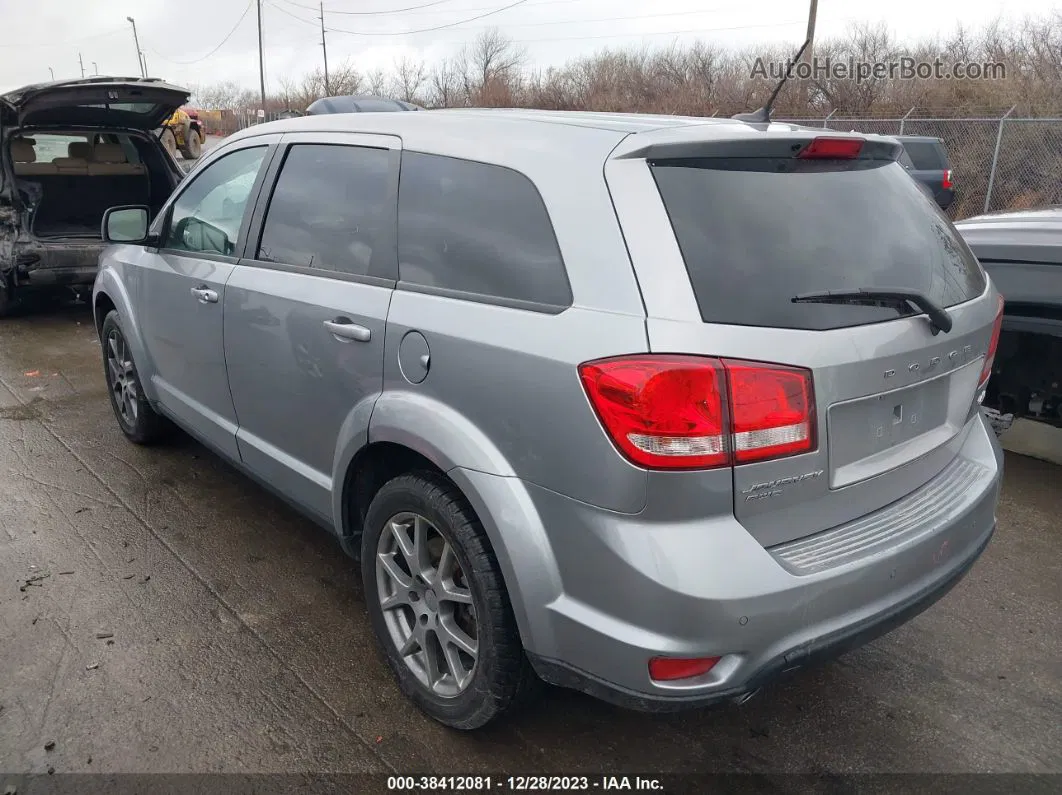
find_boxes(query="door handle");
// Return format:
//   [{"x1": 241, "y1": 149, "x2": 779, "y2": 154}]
[
  {"x1": 324, "y1": 319, "x2": 371, "y2": 343},
  {"x1": 190, "y1": 286, "x2": 218, "y2": 304}
]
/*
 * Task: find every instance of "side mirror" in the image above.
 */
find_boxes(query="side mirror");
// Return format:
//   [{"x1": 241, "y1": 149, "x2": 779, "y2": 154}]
[{"x1": 102, "y1": 206, "x2": 151, "y2": 244}]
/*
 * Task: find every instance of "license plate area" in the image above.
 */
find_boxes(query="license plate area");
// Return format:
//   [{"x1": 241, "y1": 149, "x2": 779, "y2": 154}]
[{"x1": 827, "y1": 361, "x2": 981, "y2": 489}]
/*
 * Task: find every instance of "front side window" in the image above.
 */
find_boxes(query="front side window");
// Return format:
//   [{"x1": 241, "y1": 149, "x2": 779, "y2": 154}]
[
  {"x1": 162, "y1": 146, "x2": 267, "y2": 256},
  {"x1": 256, "y1": 143, "x2": 393, "y2": 278}
]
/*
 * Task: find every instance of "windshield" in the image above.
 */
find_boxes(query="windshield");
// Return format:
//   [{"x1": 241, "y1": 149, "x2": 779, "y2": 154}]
[{"x1": 651, "y1": 157, "x2": 986, "y2": 330}]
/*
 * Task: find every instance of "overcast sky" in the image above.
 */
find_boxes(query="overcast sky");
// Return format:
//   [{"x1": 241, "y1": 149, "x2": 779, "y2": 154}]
[{"x1": 0, "y1": 0, "x2": 1056, "y2": 96}]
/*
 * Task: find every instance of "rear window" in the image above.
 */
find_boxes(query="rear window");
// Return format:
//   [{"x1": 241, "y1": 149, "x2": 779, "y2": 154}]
[
  {"x1": 651, "y1": 157, "x2": 986, "y2": 331},
  {"x1": 900, "y1": 140, "x2": 947, "y2": 170},
  {"x1": 25, "y1": 133, "x2": 89, "y2": 162}
]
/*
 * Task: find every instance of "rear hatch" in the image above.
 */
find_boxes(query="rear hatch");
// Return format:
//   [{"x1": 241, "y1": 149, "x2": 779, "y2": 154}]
[
  {"x1": 615, "y1": 129, "x2": 1000, "y2": 547},
  {"x1": 0, "y1": 77, "x2": 190, "y2": 129}
]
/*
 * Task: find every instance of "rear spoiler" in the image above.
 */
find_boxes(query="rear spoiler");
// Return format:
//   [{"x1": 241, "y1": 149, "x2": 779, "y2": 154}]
[{"x1": 613, "y1": 131, "x2": 904, "y2": 163}]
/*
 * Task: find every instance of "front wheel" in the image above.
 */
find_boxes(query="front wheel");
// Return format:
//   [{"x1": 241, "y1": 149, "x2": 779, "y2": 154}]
[
  {"x1": 100, "y1": 310, "x2": 171, "y2": 445},
  {"x1": 180, "y1": 128, "x2": 202, "y2": 159},
  {"x1": 361, "y1": 472, "x2": 538, "y2": 730},
  {"x1": 159, "y1": 127, "x2": 177, "y2": 158}
]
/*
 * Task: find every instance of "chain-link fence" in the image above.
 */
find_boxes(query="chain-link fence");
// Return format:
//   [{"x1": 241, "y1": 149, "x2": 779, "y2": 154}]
[{"x1": 780, "y1": 111, "x2": 1062, "y2": 220}]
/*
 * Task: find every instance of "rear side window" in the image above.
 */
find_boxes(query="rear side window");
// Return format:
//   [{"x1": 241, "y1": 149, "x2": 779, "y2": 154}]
[
  {"x1": 257, "y1": 144, "x2": 393, "y2": 279},
  {"x1": 397, "y1": 152, "x2": 572, "y2": 308},
  {"x1": 651, "y1": 157, "x2": 986, "y2": 331},
  {"x1": 901, "y1": 140, "x2": 947, "y2": 170}
]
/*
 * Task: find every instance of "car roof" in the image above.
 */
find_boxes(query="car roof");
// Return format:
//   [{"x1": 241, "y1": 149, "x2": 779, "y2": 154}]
[
  {"x1": 221, "y1": 107, "x2": 875, "y2": 165},
  {"x1": 955, "y1": 206, "x2": 1062, "y2": 265}
]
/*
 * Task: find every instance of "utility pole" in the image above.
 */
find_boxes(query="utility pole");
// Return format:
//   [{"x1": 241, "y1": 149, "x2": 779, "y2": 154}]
[
  {"x1": 319, "y1": 2, "x2": 330, "y2": 96},
  {"x1": 799, "y1": 0, "x2": 819, "y2": 109},
  {"x1": 127, "y1": 17, "x2": 145, "y2": 78},
  {"x1": 140, "y1": 51, "x2": 149, "y2": 78},
  {"x1": 257, "y1": 0, "x2": 267, "y2": 119},
  {"x1": 78, "y1": 52, "x2": 85, "y2": 78}
]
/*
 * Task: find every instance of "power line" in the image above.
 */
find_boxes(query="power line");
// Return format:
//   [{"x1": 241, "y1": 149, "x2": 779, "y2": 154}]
[
  {"x1": 429, "y1": 7, "x2": 761, "y2": 31},
  {"x1": 509, "y1": 19, "x2": 810, "y2": 44},
  {"x1": 150, "y1": 0, "x2": 255, "y2": 65},
  {"x1": 327, "y1": 0, "x2": 532, "y2": 36},
  {"x1": 0, "y1": 26, "x2": 126, "y2": 49},
  {"x1": 277, "y1": 0, "x2": 460, "y2": 14}
]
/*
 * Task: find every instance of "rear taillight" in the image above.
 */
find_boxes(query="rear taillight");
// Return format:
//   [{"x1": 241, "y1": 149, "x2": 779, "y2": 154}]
[
  {"x1": 796, "y1": 137, "x2": 864, "y2": 159},
  {"x1": 724, "y1": 360, "x2": 815, "y2": 463},
  {"x1": 980, "y1": 295, "x2": 1005, "y2": 388},
  {"x1": 579, "y1": 355, "x2": 815, "y2": 470},
  {"x1": 942, "y1": 169, "x2": 954, "y2": 190}
]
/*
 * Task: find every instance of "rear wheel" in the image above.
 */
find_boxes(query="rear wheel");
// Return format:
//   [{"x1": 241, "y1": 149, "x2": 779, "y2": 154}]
[
  {"x1": 101, "y1": 310, "x2": 170, "y2": 445},
  {"x1": 159, "y1": 127, "x2": 177, "y2": 158},
  {"x1": 361, "y1": 472, "x2": 538, "y2": 730},
  {"x1": 180, "y1": 127, "x2": 202, "y2": 159}
]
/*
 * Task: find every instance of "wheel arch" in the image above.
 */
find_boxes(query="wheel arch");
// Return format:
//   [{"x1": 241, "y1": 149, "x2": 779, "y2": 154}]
[
  {"x1": 92, "y1": 271, "x2": 158, "y2": 402},
  {"x1": 334, "y1": 393, "x2": 561, "y2": 653}
]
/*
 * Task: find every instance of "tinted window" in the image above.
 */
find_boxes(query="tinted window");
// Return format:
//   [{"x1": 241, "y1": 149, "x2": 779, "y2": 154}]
[
  {"x1": 163, "y1": 146, "x2": 266, "y2": 256},
  {"x1": 651, "y1": 158, "x2": 986, "y2": 331},
  {"x1": 397, "y1": 152, "x2": 571, "y2": 307},
  {"x1": 902, "y1": 140, "x2": 946, "y2": 170},
  {"x1": 257, "y1": 144, "x2": 393, "y2": 278}
]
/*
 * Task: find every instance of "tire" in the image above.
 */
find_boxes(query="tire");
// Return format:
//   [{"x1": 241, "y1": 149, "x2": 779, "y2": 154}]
[
  {"x1": 100, "y1": 310, "x2": 171, "y2": 445},
  {"x1": 160, "y1": 127, "x2": 177, "y2": 158},
  {"x1": 0, "y1": 279, "x2": 13, "y2": 318},
  {"x1": 180, "y1": 127, "x2": 202, "y2": 159},
  {"x1": 361, "y1": 471, "x2": 539, "y2": 730}
]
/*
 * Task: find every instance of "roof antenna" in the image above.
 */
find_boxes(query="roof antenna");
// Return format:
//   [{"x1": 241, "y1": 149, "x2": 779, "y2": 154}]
[{"x1": 732, "y1": 36, "x2": 812, "y2": 124}]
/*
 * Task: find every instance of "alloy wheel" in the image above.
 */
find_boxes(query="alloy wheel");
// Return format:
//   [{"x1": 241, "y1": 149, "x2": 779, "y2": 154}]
[
  {"x1": 106, "y1": 328, "x2": 139, "y2": 426},
  {"x1": 376, "y1": 512, "x2": 479, "y2": 697}
]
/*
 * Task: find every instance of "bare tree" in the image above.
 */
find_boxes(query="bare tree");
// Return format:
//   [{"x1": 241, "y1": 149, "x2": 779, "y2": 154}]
[
  {"x1": 429, "y1": 58, "x2": 462, "y2": 108},
  {"x1": 366, "y1": 68, "x2": 388, "y2": 96},
  {"x1": 392, "y1": 56, "x2": 428, "y2": 105},
  {"x1": 460, "y1": 28, "x2": 526, "y2": 104}
]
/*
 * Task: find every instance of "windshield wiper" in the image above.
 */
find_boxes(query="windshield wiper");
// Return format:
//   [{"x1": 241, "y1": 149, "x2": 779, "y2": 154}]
[{"x1": 792, "y1": 287, "x2": 953, "y2": 334}]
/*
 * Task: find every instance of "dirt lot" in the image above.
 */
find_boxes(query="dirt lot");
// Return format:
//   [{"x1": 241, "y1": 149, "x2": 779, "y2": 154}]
[{"x1": 0, "y1": 303, "x2": 1059, "y2": 784}]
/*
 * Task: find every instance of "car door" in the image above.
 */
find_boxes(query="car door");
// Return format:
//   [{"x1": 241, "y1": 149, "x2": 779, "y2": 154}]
[
  {"x1": 137, "y1": 139, "x2": 276, "y2": 460},
  {"x1": 223, "y1": 132, "x2": 399, "y2": 521}
]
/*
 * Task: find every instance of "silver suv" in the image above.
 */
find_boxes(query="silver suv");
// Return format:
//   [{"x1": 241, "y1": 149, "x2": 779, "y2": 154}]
[{"x1": 92, "y1": 110, "x2": 1005, "y2": 730}]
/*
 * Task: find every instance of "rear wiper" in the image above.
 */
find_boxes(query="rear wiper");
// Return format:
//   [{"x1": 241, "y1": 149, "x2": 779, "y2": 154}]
[{"x1": 792, "y1": 287, "x2": 953, "y2": 334}]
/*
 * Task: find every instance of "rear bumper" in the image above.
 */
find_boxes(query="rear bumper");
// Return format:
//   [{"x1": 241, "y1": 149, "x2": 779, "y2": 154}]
[
  {"x1": 464, "y1": 412, "x2": 1003, "y2": 711},
  {"x1": 20, "y1": 265, "x2": 99, "y2": 289},
  {"x1": 528, "y1": 522, "x2": 992, "y2": 711},
  {"x1": 7, "y1": 242, "x2": 101, "y2": 290}
]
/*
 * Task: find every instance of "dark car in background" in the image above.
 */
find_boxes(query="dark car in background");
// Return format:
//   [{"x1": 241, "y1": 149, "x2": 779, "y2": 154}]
[
  {"x1": 895, "y1": 135, "x2": 954, "y2": 211},
  {"x1": 0, "y1": 77, "x2": 188, "y2": 314}
]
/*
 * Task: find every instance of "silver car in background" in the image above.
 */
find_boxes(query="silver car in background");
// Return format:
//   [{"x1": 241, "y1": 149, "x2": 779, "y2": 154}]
[{"x1": 92, "y1": 110, "x2": 1004, "y2": 730}]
